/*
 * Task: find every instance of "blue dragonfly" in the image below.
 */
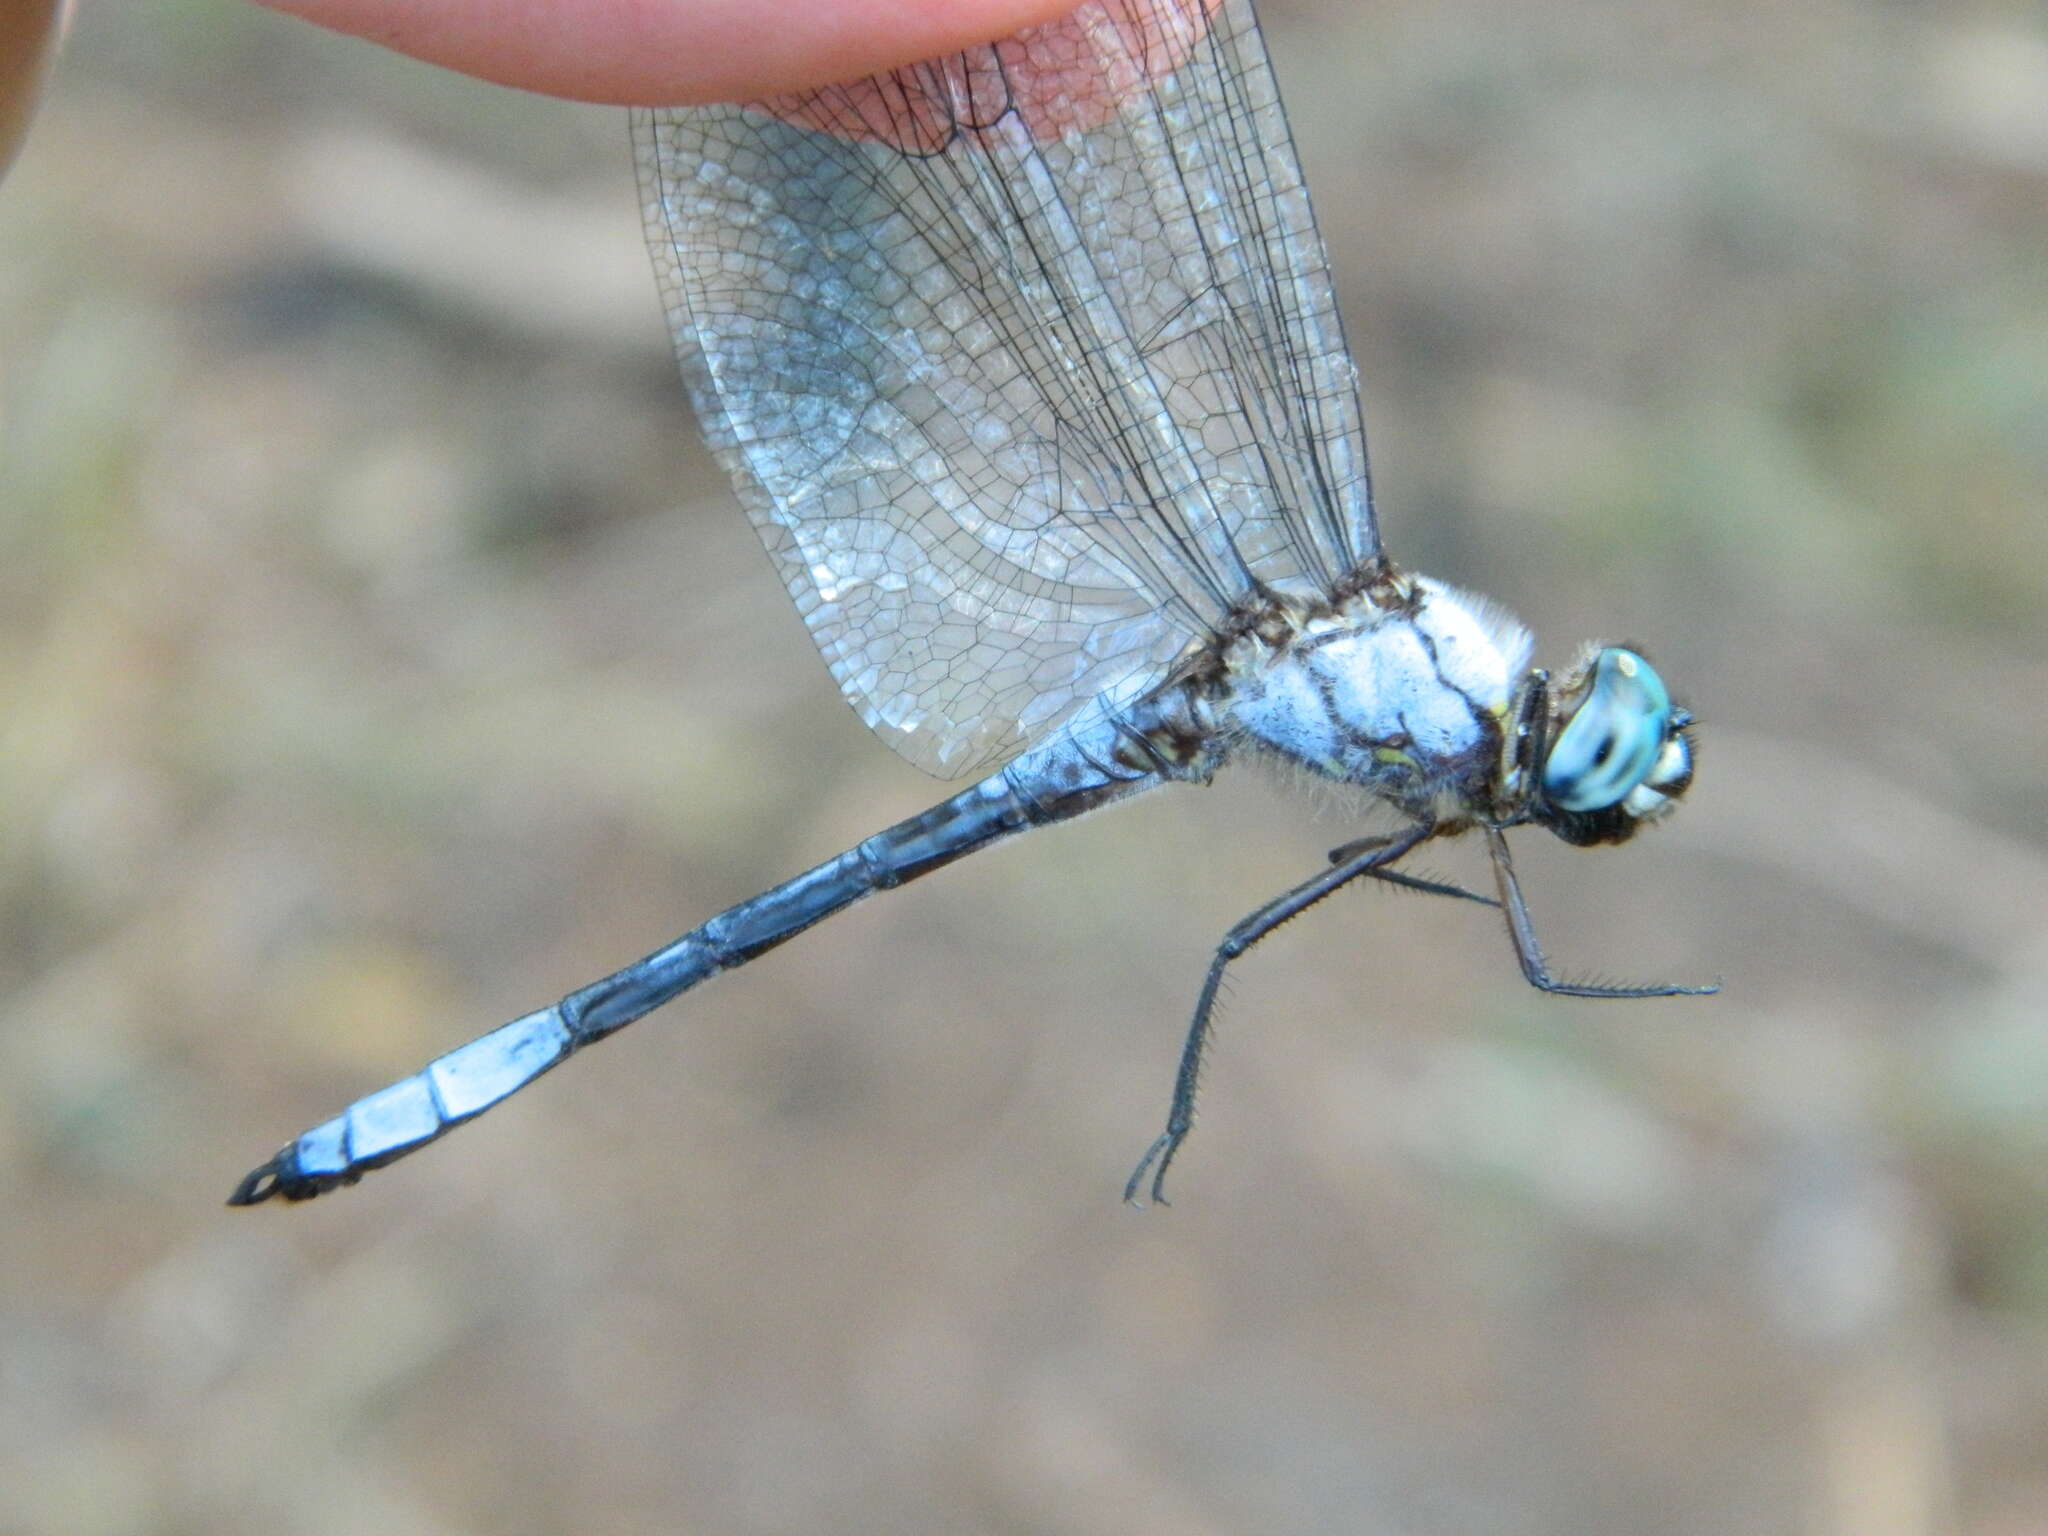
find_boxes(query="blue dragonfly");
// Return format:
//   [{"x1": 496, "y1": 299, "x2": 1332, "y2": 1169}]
[{"x1": 231, "y1": 0, "x2": 1712, "y2": 1210}]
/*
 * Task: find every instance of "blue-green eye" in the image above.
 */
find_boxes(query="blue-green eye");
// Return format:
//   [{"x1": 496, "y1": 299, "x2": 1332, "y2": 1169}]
[{"x1": 1542, "y1": 648, "x2": 1672, "y2": 812}]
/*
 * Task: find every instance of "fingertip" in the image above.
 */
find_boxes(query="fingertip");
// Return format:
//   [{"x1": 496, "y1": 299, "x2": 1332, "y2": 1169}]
[{"x1": 253, "y1": 0, "x2": 1084, "y2": 106}]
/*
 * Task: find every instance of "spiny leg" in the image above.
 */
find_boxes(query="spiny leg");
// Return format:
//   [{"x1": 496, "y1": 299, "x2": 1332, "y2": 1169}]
[
  {"x1": 1125, "y1": 821, "x2": 1435, "y2": 1207},
  {"x1": 1326, "y1": 833, "x2": 1499, "y2": 908},
  {"x1": 1484, "y1": 827, "x2": 1719, "y2": 999}
]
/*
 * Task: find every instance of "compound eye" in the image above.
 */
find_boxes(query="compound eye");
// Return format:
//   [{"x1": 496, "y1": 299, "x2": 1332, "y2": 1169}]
[{"x1": 1542, "y1": 648, "x2": 1672, "y2": 812}]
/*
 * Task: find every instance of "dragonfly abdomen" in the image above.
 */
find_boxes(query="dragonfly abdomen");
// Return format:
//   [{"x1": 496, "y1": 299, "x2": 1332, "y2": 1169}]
[{"x1": 229, "y1": 696, "x2": 1201, "y2": 1203}]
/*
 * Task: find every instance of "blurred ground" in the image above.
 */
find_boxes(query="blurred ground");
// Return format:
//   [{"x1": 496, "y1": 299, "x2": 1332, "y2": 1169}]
[{"x1": 2, "y1": 1, "x2": 2045, "y2": 1533}]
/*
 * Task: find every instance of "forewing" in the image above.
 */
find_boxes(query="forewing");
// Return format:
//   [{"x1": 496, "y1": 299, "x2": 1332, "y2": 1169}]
[{"x1": 635, "y1": 0, "x2": 1377, "y2": 777}]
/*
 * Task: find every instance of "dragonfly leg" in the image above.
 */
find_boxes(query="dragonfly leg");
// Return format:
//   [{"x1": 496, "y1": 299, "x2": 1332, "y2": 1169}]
[
  {"x1": 1326, "y1": 834, "x2": 1498, "y2": 907},
  {"x1": 1484, "y1": 827, "x2": 1719, "y2": 999},
  {"x1": 1124, "y1": 821, "x2": 1435, "y2": 1207}
]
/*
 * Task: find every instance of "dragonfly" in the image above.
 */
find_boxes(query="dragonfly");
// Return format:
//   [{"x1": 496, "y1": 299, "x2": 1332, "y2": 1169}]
[{"x1": 231, "y1": 0, "x2": 1713, "y2": 1210}]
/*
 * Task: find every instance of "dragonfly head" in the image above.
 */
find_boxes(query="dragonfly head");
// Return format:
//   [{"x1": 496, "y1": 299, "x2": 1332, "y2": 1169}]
[{"x1": 1520, "y1": 646, "x2": 1694, "y2": 846}]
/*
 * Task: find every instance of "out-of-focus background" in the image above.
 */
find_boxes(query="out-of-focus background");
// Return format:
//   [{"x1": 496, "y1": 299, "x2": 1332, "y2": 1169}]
[{"x1": 3, "y1": 1, "x2": 2044, "y2": 1531}]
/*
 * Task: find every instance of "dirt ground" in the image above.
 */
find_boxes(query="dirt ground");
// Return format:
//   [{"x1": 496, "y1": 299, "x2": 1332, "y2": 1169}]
[{"x1": 3, "y1": 2, "x2": 2045, "y2": 1532}]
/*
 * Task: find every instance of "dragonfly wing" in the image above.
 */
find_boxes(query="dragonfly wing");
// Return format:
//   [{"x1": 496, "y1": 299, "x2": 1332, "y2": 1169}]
[{"x1": 636, "y1": 0, "x2": 1378, "y2": 778}]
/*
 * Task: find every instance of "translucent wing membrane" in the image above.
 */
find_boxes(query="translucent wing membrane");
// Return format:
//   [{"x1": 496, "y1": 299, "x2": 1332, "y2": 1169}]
[{"x1": 634, "y1": 0, "x2": 1377, "y2": 777}]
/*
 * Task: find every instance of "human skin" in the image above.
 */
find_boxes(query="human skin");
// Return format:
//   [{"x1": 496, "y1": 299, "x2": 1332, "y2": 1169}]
[
  {"x1": 1, "y1": 0, "x2": 67, "y2": 178},
  {"x1": 249, "y1": 0, "x2": 1081, "y2": 105}
]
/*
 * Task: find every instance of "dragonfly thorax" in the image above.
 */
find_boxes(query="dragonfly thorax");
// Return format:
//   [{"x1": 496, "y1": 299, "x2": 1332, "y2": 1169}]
[
  {"x1": 1217, "y1": 576, "x2": 1696, "y2": 844},
  {"x1": 1221, "y1": 573, "x2": 1533, "y2": 820}
]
